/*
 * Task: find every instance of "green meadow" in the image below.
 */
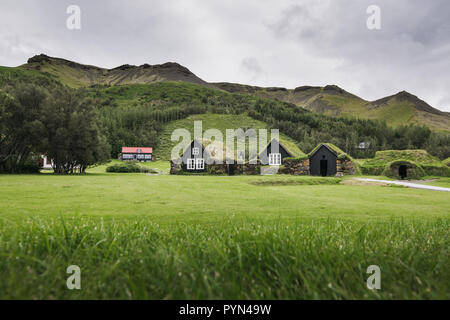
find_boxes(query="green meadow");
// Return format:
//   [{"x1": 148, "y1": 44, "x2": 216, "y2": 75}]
[{"x1": 0, "y1": 168, "x2": 449, "y2": 299}]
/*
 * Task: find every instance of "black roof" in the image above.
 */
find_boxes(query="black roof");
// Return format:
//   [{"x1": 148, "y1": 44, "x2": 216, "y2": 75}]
[
  {"x1": 259, "y1": 138, "x2": 294, "y2": 157},
  {"x1": 309, "y1": 144, "x2": 338, "y2": 158}
]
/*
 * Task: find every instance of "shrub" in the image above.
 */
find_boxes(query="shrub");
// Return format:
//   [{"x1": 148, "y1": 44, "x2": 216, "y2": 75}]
[
  {"x1": 443, "y1": 157, "x2": 450, "y2": 167},
  {"x1": 139, "y1": 166, "x2": 158, "y2": 174},
  {"x1": 16, "y1": 163, "x2": 41, "y2": 174},
  {"x1": 106, "y1": 163, "x2": 140, "y2": 173}
]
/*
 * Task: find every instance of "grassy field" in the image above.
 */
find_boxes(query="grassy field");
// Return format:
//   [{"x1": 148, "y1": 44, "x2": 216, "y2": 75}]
[{"x1": 0, "y1": 170, "x2": 448, "y2": 299}]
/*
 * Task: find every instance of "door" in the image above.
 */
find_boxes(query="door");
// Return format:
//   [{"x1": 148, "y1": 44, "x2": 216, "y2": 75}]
[
  {"x1": 398, "y1": 165, "x2": 407, "y2": 179},
  {"x1": 320, "y1": 160, "x2": 328, "y2": 176},
  {"x1": 228, "y1": 164, "x2": 235, "y2": 176}
]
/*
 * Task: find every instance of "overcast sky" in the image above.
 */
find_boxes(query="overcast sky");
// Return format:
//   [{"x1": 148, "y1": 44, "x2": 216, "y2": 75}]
[{"x1": 1, "y1": 0, "x2": 449, "y2": 111}]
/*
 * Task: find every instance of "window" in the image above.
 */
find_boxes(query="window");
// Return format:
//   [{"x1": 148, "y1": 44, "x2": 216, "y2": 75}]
[
  {"x1": 196, "y1": 158, "x2": 204, "y2": 170},
  {"x1": 144, "y1": 154, "x2": 152, "y2": 159},
  {"x1": 122, "y1": 154, "x2": 134, "y2": 160},
  {"x1": 269, "y1": 153, "x2": 281, "y2": 165},
  {"x1": 192, "y1": 147, "x2": 200, "y2": 156},
  {"x1": 187, "y1": 159, "x2": 195, "y2": 170}
]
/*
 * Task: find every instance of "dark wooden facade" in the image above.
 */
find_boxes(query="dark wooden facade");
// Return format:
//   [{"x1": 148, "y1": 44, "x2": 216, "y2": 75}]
[
  {"x1": 309, "y1": 144, "x2": 337, "y2": 176},
  {"x1": 259, "y1": 139, "x2": 293, "y2": 165},
  {"x1": 181, "y1": 139, "x2": 209, "y2": 172}
]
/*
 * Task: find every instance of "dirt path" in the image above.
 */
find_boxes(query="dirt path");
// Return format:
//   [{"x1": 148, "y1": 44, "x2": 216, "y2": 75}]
[{"x1": 353, "y1": 178, "x2": 450, "y2": 192}]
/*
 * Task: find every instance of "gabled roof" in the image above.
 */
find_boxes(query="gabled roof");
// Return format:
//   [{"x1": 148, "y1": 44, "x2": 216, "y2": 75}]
[
  {"x1": 183, "y1": 139, "x2": 206, "y2": 151},
  {"x1": 122, "y1": 147, "x2": 153, "y2": 154},
  {"x1": 182, "y1": 139, "x2": 209, "y2": 156},
  {"x1": 309, "y1": 143, "x2": 337, "y2": 158},
  {"x1": 259, "y1": 139, "x2": 294, "y2": 157}
]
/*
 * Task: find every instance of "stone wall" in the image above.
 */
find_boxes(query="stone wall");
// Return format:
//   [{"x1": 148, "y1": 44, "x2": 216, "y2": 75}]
[
  {"x1": 207, "y1": 163, "x2": 228, "y2": 175},
  {"x1": 171, "y1": 158, "x2": 357, "y2": 176},
  {"x1": 235, "y1": 163, "x2": 260, "y2": 175},
  {"x1": 170, "y1": 160, "x2": 260, "y2": 175},
  {"x1": 336, "y1": 159, "x2": 356, "y2": 176},
  {"x1": 281, "y1": 158, "x2": 356, "y2": 176},
  {"x1": 170, "y1": 160, "x2": 182, "y2": 174},
  {"x1": 280, "y1": 158, "x2": 310, "y2": 175}
]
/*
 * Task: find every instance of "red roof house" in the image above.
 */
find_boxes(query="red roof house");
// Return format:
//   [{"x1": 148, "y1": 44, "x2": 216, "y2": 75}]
[
  {"x1": 122, "y1": 147, "x2": 153, "y2": 154},
  {"x1": 121, "y1": 147, "x2": 153, "y2": 162}
]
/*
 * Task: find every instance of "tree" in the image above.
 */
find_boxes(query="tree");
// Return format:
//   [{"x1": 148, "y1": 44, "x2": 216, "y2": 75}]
[
  {"x1": 41, "y1": 87, "x2": 110, "y2": 174},
  {"x1": 0, "y1": 85, "x2": 47, "y2": 172}
]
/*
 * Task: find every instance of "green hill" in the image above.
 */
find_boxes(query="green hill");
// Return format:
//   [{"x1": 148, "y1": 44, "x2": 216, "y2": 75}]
[
  {"x1": 214, "y1": 83, "x2": 450, "y2": 132},
  {"x1": 21, "y1": 54, "x2": 213, "y2": 88}
]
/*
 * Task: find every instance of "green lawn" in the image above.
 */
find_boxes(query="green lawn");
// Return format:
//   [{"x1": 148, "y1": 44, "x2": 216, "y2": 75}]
[{"x1": 0, "y1": 172, "x2": 448, "y2": 299}]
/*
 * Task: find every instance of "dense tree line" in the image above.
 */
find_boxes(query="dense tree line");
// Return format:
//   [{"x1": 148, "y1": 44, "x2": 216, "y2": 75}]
[{"x1": 0, "y1": 84, "x2": 110, "y2": 173}]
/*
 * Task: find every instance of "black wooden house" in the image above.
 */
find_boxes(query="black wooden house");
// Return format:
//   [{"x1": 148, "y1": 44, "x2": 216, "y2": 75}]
[
  {"x1": 181, "y1": 139, "x2": 209, "y2": 172},
  {"x1": 309, "y1": 144, "x2": 337, "y2": 176}
]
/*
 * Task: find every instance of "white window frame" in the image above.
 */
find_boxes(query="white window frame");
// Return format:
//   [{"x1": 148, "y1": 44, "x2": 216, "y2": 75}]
[
  {"x1": 187, "y1": 158, "x2": 196, "y2": 170},
  {"x1": 192, "y1": 147, "x2": 200, "y2": 156},
  {"x1": 196, "y1": 158, "x2": 204, "y2": 170},
  {"x1": 269, "y1": 153, "x2": 281, "y2": 166},
  {"x1": 122, "y1": 154, "x2": 134, "y2": 160}
]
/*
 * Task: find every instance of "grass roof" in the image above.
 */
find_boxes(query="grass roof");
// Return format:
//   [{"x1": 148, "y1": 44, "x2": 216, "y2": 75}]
[
  {"x1": 362, "y1": 149, "x2": 443, "y2": 167},
  {"x1": 308, "y1": 143, "x2": 354, "y2": 161}
]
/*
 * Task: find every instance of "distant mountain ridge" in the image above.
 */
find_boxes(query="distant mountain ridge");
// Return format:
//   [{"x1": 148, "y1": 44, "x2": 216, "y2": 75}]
[
  {"x1": 24, "y1": 54, "x2": 213, "y2": 88},
  {"x1": 18, "y1": 54, "x2": 450, "y2": 132}
]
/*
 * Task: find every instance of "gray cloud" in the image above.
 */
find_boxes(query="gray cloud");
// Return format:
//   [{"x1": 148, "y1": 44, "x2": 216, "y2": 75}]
[
  {"x1": 1, "y1": 0, "x2": 449, "y2": 111},
  {"x1": 241, "y1": 57, "x2": 263, "y2": 80}
]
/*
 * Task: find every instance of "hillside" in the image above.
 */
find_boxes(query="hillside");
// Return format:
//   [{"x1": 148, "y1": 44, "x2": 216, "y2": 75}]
[
  {"x1": 364, "y1": 91, "x2": 450, "y2": 131},
  {"x1": 214, "y1": 83, "x2": 450, "y2": 132},
  {"x1": 22, "y1": 54, "x2": 213, "y2": 88},
  {"x1": 14, "y1": 54, "x2": 450, "y2": 131}
]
